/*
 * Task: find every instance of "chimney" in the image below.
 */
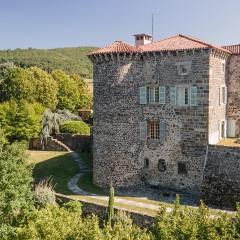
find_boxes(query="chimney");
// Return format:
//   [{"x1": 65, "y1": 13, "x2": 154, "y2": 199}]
[{"x1": 133, "y1": 34, "x2": 152, "y2": 47}]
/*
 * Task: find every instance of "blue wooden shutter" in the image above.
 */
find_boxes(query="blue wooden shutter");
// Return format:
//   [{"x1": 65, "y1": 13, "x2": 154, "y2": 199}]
[
  {"x1": 140, "y1": 86, "x2": 147, "y2": 104},
  {"x1": 140, "y1": 121, "x2": 148, "y2": 140},
  {"x1": 190, "y1": 87, "x2": 197, "y2": 106},
  {"x1": 170, "y1": 87, "x2": 177, "y2": 105},
  {"x1": 159, "y1": 87, "x2": 165, "y2": 104},
  {"x1": 160, "y1": 120, "x2": 166, "y2": 140}
]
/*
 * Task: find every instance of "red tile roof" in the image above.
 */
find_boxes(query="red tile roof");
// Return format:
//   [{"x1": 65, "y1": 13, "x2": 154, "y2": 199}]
[
  {"x1": 89, "y1": 34, "x2": 231, "y2": 56},
  {"x1": 139, "y1": 34, "x2": 231, "y2": 53},
  {"x1": 89, "y1": 40, "x2": 138, "y2": 55},
  {"x1": 222, "y1": 44, "x2": 240, "y2": 54}
]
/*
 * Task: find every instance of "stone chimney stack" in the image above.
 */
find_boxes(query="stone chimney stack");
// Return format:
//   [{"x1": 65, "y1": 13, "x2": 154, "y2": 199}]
[{"x1": 133, "y1": 34, "x2": 152, "y2": 47}]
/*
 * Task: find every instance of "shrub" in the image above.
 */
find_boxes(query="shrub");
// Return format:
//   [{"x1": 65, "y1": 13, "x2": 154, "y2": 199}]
[
  {"x1": 60, "y1": 120, "x2": 90, "y2": 135},
  {"x1": 0, "y1": 142, "x2": 33, "y2": 226},
  {"x1": 34, "y1": 179, "x2": 56, "y2": 208}
]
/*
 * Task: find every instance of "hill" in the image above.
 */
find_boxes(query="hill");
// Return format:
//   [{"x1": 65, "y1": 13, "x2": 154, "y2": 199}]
[{"x1": 0, "y1": 46, "x2": 98, "y2": 79}]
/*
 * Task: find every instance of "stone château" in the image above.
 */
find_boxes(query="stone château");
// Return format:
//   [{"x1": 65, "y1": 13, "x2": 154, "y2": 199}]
[{"x1": 88, "y1": 34, "x2": 240, "y2": 208}]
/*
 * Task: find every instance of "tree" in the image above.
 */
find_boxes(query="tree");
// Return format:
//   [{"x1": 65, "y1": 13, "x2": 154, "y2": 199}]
[
  {"x1": 0, "y1": 65, "x2": 34, "y2": 103},
  {"x1": 0, "y1": 142, "x2": 33, "y2": 226},
  {"x1": 107, "y1": 184, "x2": 115, "y2": 224},
  {"x1": 70, "y1": 74, "x2": 92, "y2": 110},
  {"x1": 0, "y1": 101, "x2": 44, "y2": 142},
  {"x1": 27, "y1": 67, "x2": 58, "y2": 109},
  {"x1": 52, "y1": 70, "x2": 80, "y2": 111}
]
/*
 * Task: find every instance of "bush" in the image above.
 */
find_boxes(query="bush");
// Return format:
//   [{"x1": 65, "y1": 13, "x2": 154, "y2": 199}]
[
  {"x1": 60, "y1": 120, "x2": 90, "y2": 135},
  {"x1": 0, "y1": 142, "x2": 33, "y2": 226},
  {"x1": 34, "y1": 179, "x2": 56, "y2": 208}
]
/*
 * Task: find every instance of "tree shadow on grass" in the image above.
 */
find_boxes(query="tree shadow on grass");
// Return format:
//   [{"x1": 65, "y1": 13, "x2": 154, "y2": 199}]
[{"x1": 33, "y1": 152, "x2": 79, "y2": 195}]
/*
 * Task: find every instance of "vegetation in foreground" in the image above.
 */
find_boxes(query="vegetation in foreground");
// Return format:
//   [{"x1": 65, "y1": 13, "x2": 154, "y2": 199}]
[{"x1": 1, "y1": 136, "x2": 240, "y2": 239}]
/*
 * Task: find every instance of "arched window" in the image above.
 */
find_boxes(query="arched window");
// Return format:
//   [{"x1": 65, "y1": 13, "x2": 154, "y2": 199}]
[{"x1": 158, "y1": 159, "x2": 166, "y2": 172}]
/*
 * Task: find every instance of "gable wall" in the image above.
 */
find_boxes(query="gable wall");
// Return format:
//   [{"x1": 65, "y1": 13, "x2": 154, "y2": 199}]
[{"x1": 227, "y1": 54, "x2": 240, "y2": 136}]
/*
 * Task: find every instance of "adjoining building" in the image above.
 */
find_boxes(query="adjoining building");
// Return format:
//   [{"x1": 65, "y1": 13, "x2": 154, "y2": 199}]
[{"x1": 88, "y1": 34, "x2": 240, "y2": 198}]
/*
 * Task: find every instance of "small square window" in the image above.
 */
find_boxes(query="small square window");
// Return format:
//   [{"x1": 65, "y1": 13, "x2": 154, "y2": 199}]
[
  {"x1": 177, "y1": 62, "x2": 191, "y2": 76},
  {"x1": 180, "y1": 65, "x2": 188, "y2": 74},
  {"x1": 158, "y1": 159, "x2": 166, "y2": 172},
  {"x1": 178, "y1": 162, "x2": 187, "y2": 175}
]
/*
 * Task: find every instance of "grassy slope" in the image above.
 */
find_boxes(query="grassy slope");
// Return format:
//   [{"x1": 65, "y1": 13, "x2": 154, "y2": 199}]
[
  {"x1": 28, "y1": 150, "x2": 79, "y2": 195},
  {"x1": 0, "y1": 46, "x2": 98, "y2": 78}
]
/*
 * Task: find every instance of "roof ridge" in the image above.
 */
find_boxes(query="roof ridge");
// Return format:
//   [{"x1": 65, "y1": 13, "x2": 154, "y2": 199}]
[{"x1": 179, "y1": 34, "x2": 231, "y2": 54}]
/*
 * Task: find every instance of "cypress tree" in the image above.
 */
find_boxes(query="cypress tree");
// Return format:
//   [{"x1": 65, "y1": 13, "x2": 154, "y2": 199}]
[{"x1": 107, "y1": 183, "x2": 115, "y2": 224}]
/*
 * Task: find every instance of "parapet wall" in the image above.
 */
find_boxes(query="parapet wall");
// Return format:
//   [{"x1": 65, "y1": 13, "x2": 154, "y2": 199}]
[{"x1": 201, "y1": 144, "x2": 240, "y2": 209}]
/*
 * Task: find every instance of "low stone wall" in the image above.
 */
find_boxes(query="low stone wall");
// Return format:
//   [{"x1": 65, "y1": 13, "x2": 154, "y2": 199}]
[
  {"x1": 201, "y1": 145, "x2": 240, "y2": 210},
  {"x1": 54, "y1": 133, "x2": 92, "y2": 152},
  {"x1": 56, "y1": 194, "x2": 155, "y2": 229},
  {"x1": 29, "y1": 137, "x2": 69, "y2": 151}
]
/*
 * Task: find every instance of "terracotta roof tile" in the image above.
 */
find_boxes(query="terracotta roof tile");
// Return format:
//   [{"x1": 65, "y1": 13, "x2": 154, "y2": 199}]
[
  {"x1": 88, "y1": 34, "x2": 231, "y2": 56},
  {"x1": 139, "y1": 34, "x2": 231, "y2": 54},
  {"x1": 88, "y1": 41, "x2": 138, "y2": 55},
  {"x1": 223, "y1": 44, "x2": 240, "y2": 54}
]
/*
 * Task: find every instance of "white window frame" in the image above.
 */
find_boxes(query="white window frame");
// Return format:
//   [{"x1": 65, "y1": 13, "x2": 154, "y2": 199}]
[
  {"x1": 219, "y1": 85, "x2": 227, "y2": 105},
  {"x1": 147, "y1": 86, "x2": 159, "y2": 104},
  {"x1": 221, "y1": 60, "x2": 226, "y2": 74},
  {"x1": 176, "y1": 85, "x2": 197, "y2": 107},
  {"x1": 177, "y1": 86, "x2": 189, "y2": 106}
]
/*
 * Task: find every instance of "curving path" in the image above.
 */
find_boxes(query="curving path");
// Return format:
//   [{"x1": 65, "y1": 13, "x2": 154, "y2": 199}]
[{"x1": 67, "y1": 152, "x2": 166, "y2": 213}]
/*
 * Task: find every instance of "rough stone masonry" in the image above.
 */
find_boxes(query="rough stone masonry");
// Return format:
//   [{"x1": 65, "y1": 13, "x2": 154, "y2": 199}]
[{"x1": 88, "y1": 34, "x2": 240, "y2": 209}]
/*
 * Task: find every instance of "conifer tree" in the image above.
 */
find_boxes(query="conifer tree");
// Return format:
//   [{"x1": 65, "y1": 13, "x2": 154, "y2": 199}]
[{"x1": 107, "y1": 183, "x2": 115, "y2": 224}]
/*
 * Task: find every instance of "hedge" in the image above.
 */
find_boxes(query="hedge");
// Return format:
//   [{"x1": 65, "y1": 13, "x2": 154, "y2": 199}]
[{"x1": 60, "y1": 121, "x2": 90, "y2": 135}]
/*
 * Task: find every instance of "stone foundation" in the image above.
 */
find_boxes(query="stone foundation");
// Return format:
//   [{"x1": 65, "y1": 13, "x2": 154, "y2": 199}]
[{"x1": 201, "y1": 145, "x2": 240, "y2": 210}]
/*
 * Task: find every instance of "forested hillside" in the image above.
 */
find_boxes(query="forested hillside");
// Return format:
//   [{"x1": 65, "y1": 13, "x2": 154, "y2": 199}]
[{"x1": 0, "y1": 46, "x2": 98, "y2": 78}]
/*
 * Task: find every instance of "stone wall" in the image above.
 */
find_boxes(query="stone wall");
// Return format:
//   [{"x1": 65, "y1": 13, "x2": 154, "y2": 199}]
[
  {"x1": 29, "y1": 134, "x2": 92, "y2": 152},
  {"x1": 227, "y1": 54, "x2": 240, "y2": 136},
  {"x1": 92, "y1": 50, "x2": 216, "y2": 194},
  {"x1": 55, "y1": 134, "x2": 92, "y2": 152},
  {"x1": 201, "y1": 145, "x2": 240, "y2": 210},
  {"x1": 29, "y1": 137, "x2": 70, "y2": 151},
  {"x1": 56, "y1": 194, "x2": 154, "y2": 229},
  {"x1": 208, "y1": 55, "x2": 227, "y2": 144}
]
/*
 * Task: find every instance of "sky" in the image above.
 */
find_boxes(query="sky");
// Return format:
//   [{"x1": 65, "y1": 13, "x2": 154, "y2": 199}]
[{"x1": 0, "y1": 0, "x2": 240, "y2": 49}]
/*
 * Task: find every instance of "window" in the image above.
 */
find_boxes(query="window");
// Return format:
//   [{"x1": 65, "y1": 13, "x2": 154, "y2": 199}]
[
  {"x1": 176, "y1": 61, "x2": 191, "y2": 75},
  {"x1": 177, "y1": 86, "x2": 197, "y2": 106},
  {"x1": 221, "y1": 61, "x2": 225, "y2": 74},
  {"x1": 180, "y1": 65, "x2": 188, "y2": 74},
  {"x1": 178, "y1": 162, "x2": 187, "y2": 175},
  {"x1": 158, "y1": 159, "x2": 166, "y2": 172},
  {"x1": 220, "y1": 86, "x2": 227, "y2": 105},
  {"x1": 149, "y1": 120, "x2": 160, "y2": 139},
  {"x1": 148, "y1": 87, "x2": 159, "y2": 103},
  {"x1": 177, "y1": 87, "x2": 189, "y2": 106},
  {"x1": 144, "y1": 158, "x2": 149, "y2": 169}
]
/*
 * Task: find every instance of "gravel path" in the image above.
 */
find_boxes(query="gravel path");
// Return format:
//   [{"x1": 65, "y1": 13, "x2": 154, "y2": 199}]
[{"x1": 67, "y1": 152, "x2": 166, "y2": 212}]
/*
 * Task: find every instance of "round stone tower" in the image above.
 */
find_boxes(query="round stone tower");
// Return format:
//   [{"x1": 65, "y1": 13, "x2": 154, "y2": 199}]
[{"x1": 88, "y1": 41, "x2": 143, "y2": 188}]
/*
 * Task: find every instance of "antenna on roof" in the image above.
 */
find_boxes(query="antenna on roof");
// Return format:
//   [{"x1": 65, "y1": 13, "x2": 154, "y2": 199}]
[{"x1": 152, "y1": 13, "x2": 160, "y2": 42}]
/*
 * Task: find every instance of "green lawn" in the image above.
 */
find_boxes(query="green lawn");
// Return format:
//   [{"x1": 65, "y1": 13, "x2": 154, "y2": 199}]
[{"x1": 28, "y1": 150, "x2": 79, "y2": 195}]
